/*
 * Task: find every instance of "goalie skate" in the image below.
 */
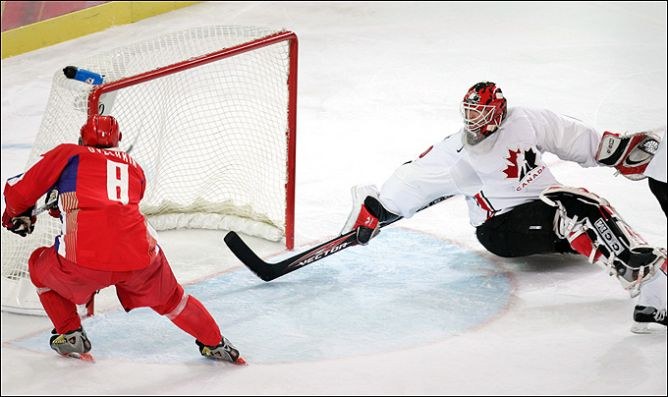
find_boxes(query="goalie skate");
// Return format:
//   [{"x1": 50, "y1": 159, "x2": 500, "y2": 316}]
[{"x1": 631, "y1": 305, "x2": 667, "y2": 334}]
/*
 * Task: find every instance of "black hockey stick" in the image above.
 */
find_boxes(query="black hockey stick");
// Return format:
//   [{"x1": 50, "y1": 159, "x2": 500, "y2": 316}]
[
  {"x1": 32, "y1": 188, "x2": 59, "y2": 216},
  {"x1": 224, "y1": 195, "x2": 453, "y2": 281}
]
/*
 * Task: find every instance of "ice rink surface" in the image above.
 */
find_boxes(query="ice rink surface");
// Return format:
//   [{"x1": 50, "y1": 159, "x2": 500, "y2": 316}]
[{"x1": 1, "y1": 2, "x2": 666, "y2": 395}]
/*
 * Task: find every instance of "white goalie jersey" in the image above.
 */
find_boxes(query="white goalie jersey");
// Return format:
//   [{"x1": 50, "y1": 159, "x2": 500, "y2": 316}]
[{"x1": 379, "y1": 106, "x2": 601, "y2": 226}]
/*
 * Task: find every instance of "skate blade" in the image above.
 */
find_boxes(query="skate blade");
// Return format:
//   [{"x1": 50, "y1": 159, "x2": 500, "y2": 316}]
[
  {"x1": 631, "y1": 322, "x2": 666, "y2": 334},
  {"x1": 60, "y1": 352, "x2": 95, "y2": 362},
  {"x1": 234, "y1": 356, "x2": 247, "y2": 366}
]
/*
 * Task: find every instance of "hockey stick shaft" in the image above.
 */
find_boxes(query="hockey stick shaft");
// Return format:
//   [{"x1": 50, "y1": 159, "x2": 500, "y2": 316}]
[{"x1": 224, "y1": 195, "x2": 453, "y2": 281}]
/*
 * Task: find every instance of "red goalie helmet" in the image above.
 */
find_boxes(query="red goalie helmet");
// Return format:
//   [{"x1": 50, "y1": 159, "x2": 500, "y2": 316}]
[
  {"x1": 460, "y1": 81, "x2": 507, "y2": 144},
  {"x1": 80, "y1": 114, "x2": 121, "y2": 148}
]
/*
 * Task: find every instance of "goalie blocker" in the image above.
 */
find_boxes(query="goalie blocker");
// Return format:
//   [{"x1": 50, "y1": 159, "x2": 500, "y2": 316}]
[{"x1": 339, "y1": 185, "x2": 400, "y2": 245}]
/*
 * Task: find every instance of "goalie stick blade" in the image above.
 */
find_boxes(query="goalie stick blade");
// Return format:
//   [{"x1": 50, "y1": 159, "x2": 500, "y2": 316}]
[
  {"x1": 224, "y1": 231, "x2": 359, "y2": 282},
  {"x1": 223, "y1": 195, "x2": 455, "y2": 282},
  {"x1": 224, "y1": 232, "x2": 279, "y2": 281}
]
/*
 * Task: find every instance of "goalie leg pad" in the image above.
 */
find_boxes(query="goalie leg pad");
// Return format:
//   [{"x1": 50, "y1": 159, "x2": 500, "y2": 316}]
[
  {"x1": 567, "y1": 228, "x2": 603, "y2": 264},
  {"x1": 540, "y1": 186, "x2": 662, "y2": 294},
  {"x1": 615, "y1": 247, "x2": 666, "y2": 295}
]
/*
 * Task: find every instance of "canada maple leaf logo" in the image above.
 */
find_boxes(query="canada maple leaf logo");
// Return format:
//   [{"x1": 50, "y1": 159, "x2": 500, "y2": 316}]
[
  {"x1": 503, "y1": 149, "x2": 520, "y2": 179},
  {"x1": 503, "y1": 148, "x2": 538, "y2": 180}
]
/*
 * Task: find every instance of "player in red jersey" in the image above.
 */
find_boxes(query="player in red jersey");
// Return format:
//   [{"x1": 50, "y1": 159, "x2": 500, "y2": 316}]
[{"x1": 2, "y1": 114, "x2": 244, "y2": 363}]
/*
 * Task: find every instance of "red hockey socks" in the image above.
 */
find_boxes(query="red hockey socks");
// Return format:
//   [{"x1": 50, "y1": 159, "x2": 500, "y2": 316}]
[
  {"x1": 37, "y1": 289, "x2": 81, "y2": 334},
  {"x1": 167, "y1": 295, "x2": 222, "y2": 347}
]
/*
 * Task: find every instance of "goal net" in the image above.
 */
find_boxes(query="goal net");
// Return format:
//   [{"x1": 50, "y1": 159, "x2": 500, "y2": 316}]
[{"x1": 1, "y1": 25, "x2": 297, "y2": 315}]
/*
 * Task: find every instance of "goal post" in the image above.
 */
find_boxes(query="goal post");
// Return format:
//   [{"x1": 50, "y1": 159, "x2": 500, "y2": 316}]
[{"x1": 1, "y1": 26, "x2": 298, "y2": 315}]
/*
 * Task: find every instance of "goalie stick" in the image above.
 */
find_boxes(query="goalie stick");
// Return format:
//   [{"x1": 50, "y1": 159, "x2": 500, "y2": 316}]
[{"x1": 224, "y1": 195, "x2": 454, "y2": 281}]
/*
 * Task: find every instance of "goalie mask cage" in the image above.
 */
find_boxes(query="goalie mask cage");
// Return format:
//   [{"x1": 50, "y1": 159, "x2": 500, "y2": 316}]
[{"x1": 1, "y1": 26, "x2": 297, "y2": 315}]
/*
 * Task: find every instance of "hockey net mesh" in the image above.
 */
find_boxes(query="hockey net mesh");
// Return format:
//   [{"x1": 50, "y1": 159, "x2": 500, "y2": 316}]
[{"x1": 1, "y1": 26, "x2": 296, "y2": 314}]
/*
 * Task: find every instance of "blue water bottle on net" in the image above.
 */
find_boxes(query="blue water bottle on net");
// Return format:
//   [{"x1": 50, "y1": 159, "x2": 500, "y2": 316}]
[
  {"x1": 63, "y1": 65, "x2": 116, "y2": 115},
  {"x1": 63, "y1": 66, "x2": 104, "y2": 85}
]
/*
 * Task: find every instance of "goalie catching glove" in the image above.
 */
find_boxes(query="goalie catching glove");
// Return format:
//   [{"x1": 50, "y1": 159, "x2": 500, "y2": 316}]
[
  {"x1": 340, "y1": 185, "x2": 400, "y2": 245},
  {"x1": 2, "y1": 206, "x2": 36, "y2": 237},
  {"x1": 596, "y1": 130, "x2": 661, "y2": 181}
]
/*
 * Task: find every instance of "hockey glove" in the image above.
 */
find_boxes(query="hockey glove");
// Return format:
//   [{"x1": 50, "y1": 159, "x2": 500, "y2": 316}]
[
  {"x1": 340, "y1": 185, "x2": 401, "y2": 245},
  {"x1": 352, "y1": 197, "x2": 382, "y2": 245},
  {"x1": 341, "y1": 185, "x2": 382, "y2": 245},
  {"x1": 596, "y1": 130, "x2": 660, "y2": 181},
  {"x1": 2, "y1": 206, "x2": 36, "y2": 237},
  {"x1": 350, "y1": 196, "x2": 403, "y2": 245}
]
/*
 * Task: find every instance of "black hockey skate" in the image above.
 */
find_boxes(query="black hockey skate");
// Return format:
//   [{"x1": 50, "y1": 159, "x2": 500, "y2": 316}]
[{"x1": 631, "y1": 305, "x2": 667, "y2": 334}]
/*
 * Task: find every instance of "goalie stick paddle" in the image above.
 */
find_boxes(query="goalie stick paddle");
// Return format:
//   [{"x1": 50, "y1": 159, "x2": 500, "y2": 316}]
[{"x1": 224, "y1": 195, "x2": 453, "y2": 282}]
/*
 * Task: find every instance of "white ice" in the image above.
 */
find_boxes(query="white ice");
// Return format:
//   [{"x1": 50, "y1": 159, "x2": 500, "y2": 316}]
[{"x1": 1, "y1": 2, "x2": 666, "y2": 395}]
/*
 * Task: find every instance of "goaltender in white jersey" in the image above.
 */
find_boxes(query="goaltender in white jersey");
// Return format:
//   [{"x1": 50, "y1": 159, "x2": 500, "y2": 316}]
[
  {"x1": 342, "y1": 81, "x2": 667, "y2": 331},
  {"x1": 380, "y1": 105, "x2": 600, "y2": 227}
]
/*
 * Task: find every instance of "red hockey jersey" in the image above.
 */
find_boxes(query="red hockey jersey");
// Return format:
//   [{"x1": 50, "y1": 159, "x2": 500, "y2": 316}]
[{"x1": 4, "y1": 144, "x2": 158, "y2": 271}]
